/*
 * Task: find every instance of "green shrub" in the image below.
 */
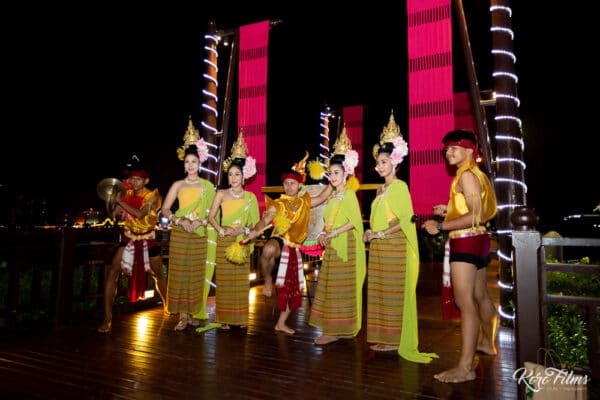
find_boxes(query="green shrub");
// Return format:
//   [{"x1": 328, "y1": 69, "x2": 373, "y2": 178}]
[{"x1": 547, "y1": 303, "x2": 589, "y2": 369}]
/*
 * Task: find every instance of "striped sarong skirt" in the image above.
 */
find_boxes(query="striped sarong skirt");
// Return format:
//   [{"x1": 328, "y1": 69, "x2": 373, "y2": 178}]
[
  {"x1": 215, "y1": 235, "x2": 249, "y2": 326},
  {"x1": 309, "y1": 233, "x2": 358, "y2": 336},
  {"x1": 367, "y1": 227, "x2": 407, "y2": 345},
  {"x1": 165, "y1": 227, "x2": 206, "y2": 315}
]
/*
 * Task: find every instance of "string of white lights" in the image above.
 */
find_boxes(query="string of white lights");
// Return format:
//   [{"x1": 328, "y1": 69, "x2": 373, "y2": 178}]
[
  {"x1": 202, "y1": 103, "x2": 219, "y2": 118},
  {"x1": 495, "y1": 134, "x2": 524, "y2": 150},
  {"x1": 496, "y1": 157, "x2": 526, "y2": 170},
  {"x1": 491, "y1": 49, "x2": 516, "y2": 64},
  {"x1": 490, "y1": 26, "x2": 514, "y2": 40},
  {"x1": 495, "y1": 92, "x2": 520, "y2": 107},
  {"x1": 490, "y1": 3, "x2": 522, "y2": 325},
  {"x1": 490, "y1": 5, "x2": 512, "y2": 18},
  {"x1": 495, "y1": 177, "x2": 528, "y2": 192},
  {"x1": 202, "y1": 89, "x2": 218, "y2": 102},
  {"x1": 497, "y1": 249, "x2": 512, "y2": 263},
  {"x1": 497, "y1": 204, "x2": 523, "y2": 211},
  {"x1": 203, "y1": 59, "x2": 218, "y2": 72},
  {"x1": 498, "y1": 305, "x2": 515, "y2": 320},
  {"x1": 319, "y1": 110, "x2": 331, "y2": 166},
  {"x1": 202, "y1": 73, "x2": 218, "y2": 86},
  {"x1": 201, "y1": 121, "x2": 218, "y2": 134},
  {"x1": 498, "y1": 279, "x2": 514, "y2": 290},
  {"x1": 495, "y1": 115, "x2": 522, "y2": 128},
  {"x1": 201, "y1": 34, "x2": 220, "y2": 179},
  {"x1": 492, "y1": 70, "x2": 518, "y2": 82}
]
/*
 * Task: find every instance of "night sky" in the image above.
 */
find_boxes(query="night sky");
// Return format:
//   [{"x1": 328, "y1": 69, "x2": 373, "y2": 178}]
[{"x1": 2, "y1": 3, "x2": 598, "y2": 232}]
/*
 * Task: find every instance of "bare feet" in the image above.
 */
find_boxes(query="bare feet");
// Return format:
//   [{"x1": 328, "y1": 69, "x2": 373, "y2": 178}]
[
  {"x1": 97, "y1": 321, "x2": 112, "y2": 333},
  {"x1": 174, "y1": 314, "x2": 191, "y2": 331},
  {"x1": 476, "y1": 342, "x2": 497, "y2": 355},
  {"x1": 370, "y1": 344, "x2": 398, "y2": 352},
  {"x1": 274, "y1": 324, "x2": 295, "y2": 335},
  {"x1": 433, "y1": 366, "x2": 476, "y2": 383},
  {"x1": 190, "y1": 319, "x2": 201, "y2": 327},
  {"x1": 263, "y1": 279, "x2": 273, "y2": 297},
  {"x1": 174, "y1": 319, "x2": 188, "y2": 331},
  {"x1": 315, "y1": 335, "x2": 338, "y2": 345}
]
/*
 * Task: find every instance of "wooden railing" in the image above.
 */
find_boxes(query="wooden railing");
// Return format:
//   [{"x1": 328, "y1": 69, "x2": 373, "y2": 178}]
[
  {"x1": 512, "y1": 207, "x2": 600, "y2": 381},
  {"x1": 0, "y1": 226, "x2": 166, "y2": 331}
]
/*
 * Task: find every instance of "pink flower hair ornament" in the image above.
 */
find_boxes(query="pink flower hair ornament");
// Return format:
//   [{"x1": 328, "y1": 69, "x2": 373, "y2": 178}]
[
  {"x1": 390, "y1": 136, "x2": 408, "y2": 166},
  {"x1": 243, "y1": 156, "x2": 257, "y2": 179},
  {"x1": 342, "y1": 149, "x2": 359, "y2": 175},
  {"x1": 195, "y1": 138, "x2": 210, "y2": 164}
]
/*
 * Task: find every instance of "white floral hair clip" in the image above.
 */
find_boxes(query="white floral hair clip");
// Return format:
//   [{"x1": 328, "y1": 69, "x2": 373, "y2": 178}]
[{"x1": 343, "y1": 149, "x2": 359, "y2": 175}]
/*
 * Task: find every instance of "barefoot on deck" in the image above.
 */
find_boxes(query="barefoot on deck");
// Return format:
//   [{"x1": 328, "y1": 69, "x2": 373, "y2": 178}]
[
  {"x1": 370, "y1": 344, "x2": 398, "y2": 352},
  {"x1": 97, "y1": 321, "x2": 112, "y2": 333},
  {"x1": 434, "y1": 366, "x2": 476, "y2": 383},
  {"x1": 476, "y1": 342, "x2": 497, "y2": 355},
  {"x1": 274, "y1": 324, "x2": 295, "y2": 334},
  {"x1": 263, "y1": 279, "x2": 273, "y2": 297},
  {"x1": 314, "y1": 335, "x2": 338, "y2": 345}
]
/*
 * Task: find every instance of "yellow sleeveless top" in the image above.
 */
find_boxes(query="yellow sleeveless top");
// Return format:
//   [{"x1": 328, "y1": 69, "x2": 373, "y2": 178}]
[
  {"x1": 445, "y1": 159, "x2": 497, "y2": 236},
  {"x1": 177, "y1": 187, "x2": 204, "y2": 220}
]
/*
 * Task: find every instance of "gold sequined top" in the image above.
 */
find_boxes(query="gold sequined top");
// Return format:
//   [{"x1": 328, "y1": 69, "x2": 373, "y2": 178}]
[{"x1": 266, "y1": 192, "x2": 311, "y2": 248}]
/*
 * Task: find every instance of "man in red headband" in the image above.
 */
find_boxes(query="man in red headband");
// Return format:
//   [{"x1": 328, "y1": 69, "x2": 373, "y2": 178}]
[
  {"x1": 97, "y1": 156, "x2": 167, "y2": 333},
  {"x1": 247, "y1": 155, "x2": 331, "y2": 334},
  {"x1": 422, "y1": 129, "x2": 497, "y2": 383}
]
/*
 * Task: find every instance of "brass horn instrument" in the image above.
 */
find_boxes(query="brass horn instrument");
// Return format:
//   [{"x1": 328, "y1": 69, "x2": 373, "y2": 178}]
[{"x1": 96, "y1": 178, "x2": 126, "y2": 215}]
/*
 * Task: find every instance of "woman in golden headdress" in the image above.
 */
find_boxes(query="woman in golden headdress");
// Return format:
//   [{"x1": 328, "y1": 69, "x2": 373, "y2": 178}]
[
  {"x1": 207, "y1": 130, "x2": 260, "y2": 330},
  {"x1": 308, "y1": 126, "x2": 366, "y2": 345},
  {"x1": 161, "y1": 119, "x2": 217, "y2": 331},
  {"x1": 364, "y1": 112, "x2": 438, "y2": 363}
]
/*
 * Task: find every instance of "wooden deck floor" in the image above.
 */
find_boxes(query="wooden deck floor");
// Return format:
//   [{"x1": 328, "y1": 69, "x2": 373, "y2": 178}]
[
  {"x1": 0, "y1": 267, "x2": 528, "y2": 400},
  {"x1": 4, "y1": 257, "x2": 597, "y2": 399}
]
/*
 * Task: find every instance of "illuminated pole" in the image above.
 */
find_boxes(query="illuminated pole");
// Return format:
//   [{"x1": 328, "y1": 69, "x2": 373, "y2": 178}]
[
  {"x1": 491, "y1": 0, "x2": 526, "y2": 326},
  {"x1": 318, "y1": 106, "x2": 332, "y2": 171},
  {"x1": 199, "y1": 20, "x2": 220, "y2": 184}
]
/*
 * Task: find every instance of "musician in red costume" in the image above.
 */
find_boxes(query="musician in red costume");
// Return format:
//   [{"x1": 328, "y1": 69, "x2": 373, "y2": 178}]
[{"x1": 97, "y1": 156, "x2": 167, "y2": 333}]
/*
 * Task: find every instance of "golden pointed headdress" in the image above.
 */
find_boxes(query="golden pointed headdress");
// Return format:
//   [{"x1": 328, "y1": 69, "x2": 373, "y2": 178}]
[
  {"x1": 292, "y1": 151, "x2": 309, "y2": 176},
  {"x1": 177, "y1": 116, "x2": 201, "y2": 160},
  {"x1": 223, "y1": 129, "x2": 249, "y2": 172},
  {"x1": 281, "y1": 151, "x2": 309, "y2": 184},
  {"x1": 373, "y1": 111, "x2": 402, "y2": 159},
  {"x1": 332, "y1": 124, "x2": 352, "y2": 155}
]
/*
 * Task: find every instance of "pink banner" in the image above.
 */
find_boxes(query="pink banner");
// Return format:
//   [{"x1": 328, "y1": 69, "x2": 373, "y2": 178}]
[
  {"x1": 238, "y1": 20, "x2": 270, "y2": 213},
  {"x1": 453, "y1": 91, "x2": 476, "y2": 133},
  {"x1": 342, "y1": 105, "x2": 364, "y2": 183},
  {"x1": 407, "y1": 0, "x2": 454, "y2": 219}
]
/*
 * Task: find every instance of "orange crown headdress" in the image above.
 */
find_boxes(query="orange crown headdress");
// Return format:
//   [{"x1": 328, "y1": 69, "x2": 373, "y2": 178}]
[{"x1": 281, "y1": 151, "x2": 309, "y2": 184}]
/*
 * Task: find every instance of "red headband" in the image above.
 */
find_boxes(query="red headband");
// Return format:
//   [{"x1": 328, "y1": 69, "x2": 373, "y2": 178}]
[
  {"x1": 281, "y1": 171, "x2": 304, "y2": 184},
  {"x1": 444, "y1": 139, "x2": 479, "y2": 159},
  {"x1": 127, "y1": 170, "x2": 149, "y2": 179},
  {"x1": 444, "y1": 139, "x2": 476, "y2": 150}
]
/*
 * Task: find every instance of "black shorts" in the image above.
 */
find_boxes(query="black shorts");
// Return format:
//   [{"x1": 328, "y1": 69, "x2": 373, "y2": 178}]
[{"x1": 449, "y1": 233, "x2": 491, "y2": 270}]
